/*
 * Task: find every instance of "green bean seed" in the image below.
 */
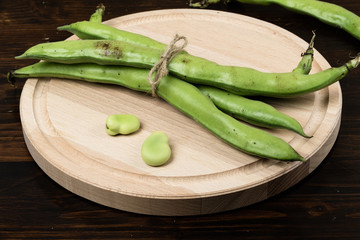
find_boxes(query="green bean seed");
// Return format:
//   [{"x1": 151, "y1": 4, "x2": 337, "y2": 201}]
[
  {"x1": 141, "y1": 131, "x2": 172, "y2": 167},
  {"x1": 105, "y1": 114, "x2": 141, "y2": 135}
]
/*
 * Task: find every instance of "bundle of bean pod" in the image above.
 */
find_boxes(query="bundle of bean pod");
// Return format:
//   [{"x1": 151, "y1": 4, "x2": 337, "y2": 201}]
[{"x1": 9, "y1": 4, "x2": 360, "y2": 162}]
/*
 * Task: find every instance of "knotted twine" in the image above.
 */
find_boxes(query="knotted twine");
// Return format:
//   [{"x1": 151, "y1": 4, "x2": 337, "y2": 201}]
[{"x1": 147, "y1": 34, "x2": 188, "y2": 97}]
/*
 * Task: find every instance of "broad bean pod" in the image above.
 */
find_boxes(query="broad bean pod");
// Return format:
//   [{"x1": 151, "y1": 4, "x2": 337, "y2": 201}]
[
  {"x1": 9, "y1": 61, "x2": 305, "y2": 161},
  {"x1": 198, "y1": 85, "x2": 310, "y2": 137},
  {"x1": 56, "y1": 5, "x2": 170, "y2": 51},
  {"x1": 59, "y1": 17, "x2": 316, "y2": 75},
  {"x1": 8, "y1": 62, "x2": 152, "y2": 92},
  {"x1": 16, "y1": 39, "x2": 360, "y2": 98},
  {"x1": 190, "y1": 0, "x2": 360, "y2": 40},
  {"x1": 57, "y1": 21, "x2": 166, "y2": 51}
]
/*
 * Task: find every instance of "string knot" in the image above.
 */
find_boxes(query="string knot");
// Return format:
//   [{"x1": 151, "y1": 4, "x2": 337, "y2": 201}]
[{"x1": 147, "y1": 34, "x2": 188, "y2": 97}]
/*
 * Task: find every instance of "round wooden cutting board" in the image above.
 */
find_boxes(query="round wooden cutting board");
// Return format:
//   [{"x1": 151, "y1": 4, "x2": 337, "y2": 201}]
[{"x1": 20, "y1": 9, "x2": 342, "y2": 216}]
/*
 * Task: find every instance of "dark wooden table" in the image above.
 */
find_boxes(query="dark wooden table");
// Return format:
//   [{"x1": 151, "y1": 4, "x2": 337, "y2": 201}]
[{"x1": 1, "y1": 0, "x2": 360, "y2": 239}]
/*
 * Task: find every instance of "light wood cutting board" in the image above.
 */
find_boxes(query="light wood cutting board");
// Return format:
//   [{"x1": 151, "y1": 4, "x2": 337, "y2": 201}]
[{"x1": 20, "y1": 9, "x2": 342, "y2": 216}]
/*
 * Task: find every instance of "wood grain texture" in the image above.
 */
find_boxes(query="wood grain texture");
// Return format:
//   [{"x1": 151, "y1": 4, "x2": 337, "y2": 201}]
[
  {"x1": 1, "y1": 0, "x2": 360, "y2": 238},
  {"x1": 20, "y1": 9, "x2": 341, "y2": 216}
]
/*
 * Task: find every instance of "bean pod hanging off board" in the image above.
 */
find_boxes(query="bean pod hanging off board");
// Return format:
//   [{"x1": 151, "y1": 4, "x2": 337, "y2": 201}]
[{"x1": 190, "y1": 0, "x2": 360, "y2": 41}]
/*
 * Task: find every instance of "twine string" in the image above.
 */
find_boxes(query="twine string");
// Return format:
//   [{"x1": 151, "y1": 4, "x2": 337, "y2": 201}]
[{"x1": 147, "y1": 34, "x2": 188, "y2": 96}]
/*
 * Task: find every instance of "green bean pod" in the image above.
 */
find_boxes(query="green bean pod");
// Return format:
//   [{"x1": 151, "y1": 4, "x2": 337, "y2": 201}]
[
  {"x1": 57, "y1": 21, "x2": 166, "y2": 51},
  {"x1": 59, "y1": 18, "x2": 316, "y2": 75},
  {"x1": 15, "y1": 39, "x2": 360, "y2": 97},
  {"x1": 9, "y1": 61, "x2": 305, "y2": 161},
  {"x1": 198, "y1": 85, "x2": 310, "y2": 137},
  {"x1": 60, "y1": 15, "x2": 317, "y2": 76},
  {"x1": 15, "y1": 40, "x2": 158, "y2": 68},
  {"x1": 190, "y1": 0, "x2": 360, "y2": 40},
  {"x1": 9, "y1": 62, "x2": 151, "y2": 92}
]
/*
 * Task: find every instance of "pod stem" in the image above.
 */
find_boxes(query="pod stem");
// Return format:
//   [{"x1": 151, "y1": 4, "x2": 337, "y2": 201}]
[
  {"x1": 292, "y1": 31, "x2": 316, "y2": 74},
  {"x1": 89, "y1": 3, "x2": 105, "y2": 23},
  {"x1": 307, "y1": 30, "x2": 316, "y2": 50},
  {"x1": 300, "y1": 31, "x2": 315, "y2": 57},
  {"x1": 189, "y1": 0, "x2": 225, "y2": 8},
  {"x1": 7, "y1": 71, "x2": 17, "y2": 87},
  {"x1": 346, "y1": 54, "x2": 360, "y2": 71}
]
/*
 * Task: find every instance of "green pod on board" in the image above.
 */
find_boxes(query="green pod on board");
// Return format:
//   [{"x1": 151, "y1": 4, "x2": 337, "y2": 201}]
[
  {"x1": 198, "y1": 86, "x2": 311, "y2": 138},
  {"x1": 58, "y1": 21, "x2": 166, "y2": 50},
  {"x1": 15, "y1": 39, "x2": 360, "y2": 98}
]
